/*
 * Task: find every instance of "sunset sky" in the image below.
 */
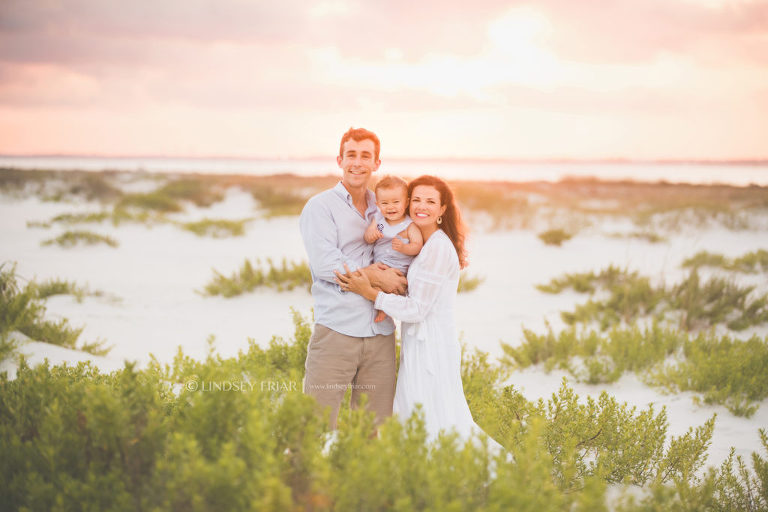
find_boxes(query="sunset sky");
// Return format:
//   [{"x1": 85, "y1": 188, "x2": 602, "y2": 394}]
[{"x1": 1, "y1": 0, "x2": 766, "y2": 160}]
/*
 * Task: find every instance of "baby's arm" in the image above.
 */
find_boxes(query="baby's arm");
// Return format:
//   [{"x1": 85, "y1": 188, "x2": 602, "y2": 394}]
[
  {"x1": 364, "y1": 219, "x2": 383, "y2": 243},
  {"x1": 392, "y1": 223, "x2": 424, "y2": 256}
]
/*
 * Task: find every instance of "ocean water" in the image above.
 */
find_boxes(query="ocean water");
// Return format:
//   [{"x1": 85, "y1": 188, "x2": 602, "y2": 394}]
[{"x1": 1, "y1": 155, "x2": 767, "y2": 186}]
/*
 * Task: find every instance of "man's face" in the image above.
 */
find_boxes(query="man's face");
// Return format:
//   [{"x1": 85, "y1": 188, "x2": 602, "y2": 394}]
[{"x1": 337, "y1": 138, "x2": 380, "y2": 190}]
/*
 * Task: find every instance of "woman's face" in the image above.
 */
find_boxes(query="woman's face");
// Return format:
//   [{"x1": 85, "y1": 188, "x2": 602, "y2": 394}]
[{"x1": 409, "y1": 185, "x2": 447, "y2": 228}]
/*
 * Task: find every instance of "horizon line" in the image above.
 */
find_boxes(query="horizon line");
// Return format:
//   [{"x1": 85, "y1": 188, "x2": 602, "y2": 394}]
[{"x1": 1, "y1": 153, "x2": 768, "y2": 166}]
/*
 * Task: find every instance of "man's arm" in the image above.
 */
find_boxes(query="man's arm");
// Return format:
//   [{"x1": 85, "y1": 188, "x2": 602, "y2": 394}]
[
  {"x1": 361, "y1": 263, "x2": 407, "y2": 295},
  {"x1": 299, "y1": 198, "x2": 363, "y2": 284}
]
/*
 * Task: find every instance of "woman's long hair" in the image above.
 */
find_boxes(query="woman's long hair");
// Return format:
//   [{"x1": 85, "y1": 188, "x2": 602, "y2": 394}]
[{"x1": 407, "y1": 175, "x2": 468, "y2": 269}]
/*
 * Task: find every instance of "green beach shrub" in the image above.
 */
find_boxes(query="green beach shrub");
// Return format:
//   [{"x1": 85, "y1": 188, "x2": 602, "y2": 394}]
[
  {"x1": 651, "y1": 333, "x2": 768, "y2": 418},
  {"x1": 538, "y1": 228, "x2": 573, "y2": 246},
  {"x1": 539, "y1": 263, "x2": 768, "y2": 332},
  {"x1": 1, "y1": 310, "x2": 766, "y2": 510},
  {"x1": 251, "y1": 186, "x2": 308, "y2": 217},
  {"x1": 0, "y1": 264, "x2": 109, "y2": 357},
  {"x1": 203, "y1": 258, "x2": 312, "y2": 297},
  {"x1": 501, "y1": 322, "x2": 768, "y2": 417},
  {"x1": 41, "y1": 230, "x2": 119, "y2": 248},
  {"x1": 28, "y1": 278, "x2": 90, "y2": 302},
  {"x1": 682, "y1": 249, "x2": 768, "y2": 274},
  {"x1": 182, "y1": 218, "x2": 250, "y2": 238},
  {"x1": 457, "y1": 271, "x2": 485, "y2": 293},
  {"x1": 159, "y1": 178, "x2": 225, "y2": 207},
  {"x1": 117, "y1": 191, "x2": 184, "y2": 212}
]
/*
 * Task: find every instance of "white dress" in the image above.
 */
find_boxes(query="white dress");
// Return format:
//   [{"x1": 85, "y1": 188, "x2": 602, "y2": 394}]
[{"x1": 374, "y1": 229, "x2": 488, "y2": 442}]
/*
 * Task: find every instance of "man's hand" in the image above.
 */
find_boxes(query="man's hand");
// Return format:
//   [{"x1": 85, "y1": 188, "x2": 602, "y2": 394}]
[
  {"x1": 364, "y1": 220, "x2": 383, "y2": 243},
  {"x1": 363, "y1": 263, "x2": 407, "y2": 295}
]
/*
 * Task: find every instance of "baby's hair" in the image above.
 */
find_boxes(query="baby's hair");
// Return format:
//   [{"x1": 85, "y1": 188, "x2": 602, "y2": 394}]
[{"x1": 374, "y1": 175, "x2": 409, "y2": 195}]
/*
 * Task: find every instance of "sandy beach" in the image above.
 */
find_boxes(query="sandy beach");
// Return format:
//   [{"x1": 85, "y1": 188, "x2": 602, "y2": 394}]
[{"x1": 1, "y1": 171, "x2": 767, "y2": 473}]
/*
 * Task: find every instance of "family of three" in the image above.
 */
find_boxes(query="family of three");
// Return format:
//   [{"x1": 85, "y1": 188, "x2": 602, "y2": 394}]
[{"x1": 299, "y1": 127, "x2": 497, "y2": 446}]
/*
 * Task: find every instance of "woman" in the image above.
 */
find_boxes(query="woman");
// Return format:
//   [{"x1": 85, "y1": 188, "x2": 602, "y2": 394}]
[{"x1": 336, "y1": 175, "x2": 495, "y2": 444}]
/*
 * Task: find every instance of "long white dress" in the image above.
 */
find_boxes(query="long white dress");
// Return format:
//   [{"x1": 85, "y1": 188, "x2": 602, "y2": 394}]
[{"x1": 374, "y1": 229, "x2": 488, "y2": 442}]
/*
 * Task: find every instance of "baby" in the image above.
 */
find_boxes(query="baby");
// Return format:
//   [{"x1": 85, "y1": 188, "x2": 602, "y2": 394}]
[{"x1": 365, "y1": 175, "x2": 424, "y2": 322}]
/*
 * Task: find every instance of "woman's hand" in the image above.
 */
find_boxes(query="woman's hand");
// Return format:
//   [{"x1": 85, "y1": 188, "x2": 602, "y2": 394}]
[{"x1": 334, "y1": 264, "x2": 379, "y2": 302}]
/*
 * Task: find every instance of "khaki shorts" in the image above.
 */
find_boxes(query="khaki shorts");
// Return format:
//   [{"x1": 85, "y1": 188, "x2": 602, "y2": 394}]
[{"x1": 303, "y1": 324, "x2": 396, "y2": 429}]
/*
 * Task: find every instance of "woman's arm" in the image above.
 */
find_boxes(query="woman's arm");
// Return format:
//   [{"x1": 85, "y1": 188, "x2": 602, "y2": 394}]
[{"x1": 337, "y1": 235, "x2": 456, "y2": 324}]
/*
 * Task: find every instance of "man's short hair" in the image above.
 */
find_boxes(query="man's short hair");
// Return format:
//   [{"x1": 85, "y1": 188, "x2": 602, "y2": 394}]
[
  {"x1": 375, "y1": 175, "x2": 408, "y2": 195},
  {"x1": 339, "y1": 127, "x2": 381, "y2": 161}
]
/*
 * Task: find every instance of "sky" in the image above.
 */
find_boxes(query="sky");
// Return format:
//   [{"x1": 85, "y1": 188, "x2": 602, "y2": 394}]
[{"x1": 0, "y1": 0, "x2": 767, "y2": 160}]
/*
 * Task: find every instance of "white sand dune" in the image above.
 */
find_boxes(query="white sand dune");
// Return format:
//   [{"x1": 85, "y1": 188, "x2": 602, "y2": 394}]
[{"x1": 1, "y1": 183, "x2": 767, "y2": 470}]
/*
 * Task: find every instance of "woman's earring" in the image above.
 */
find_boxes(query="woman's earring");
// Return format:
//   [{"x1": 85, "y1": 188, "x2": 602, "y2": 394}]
[{"x1": 437, "y1": 216, "x2": 443, "y2": 225}]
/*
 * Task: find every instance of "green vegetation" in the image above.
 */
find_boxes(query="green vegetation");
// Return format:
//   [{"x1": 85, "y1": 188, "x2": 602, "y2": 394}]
[
  {"x1": 538, "y1": 228, "x2": 574, "y2": 246},
  {"x1": 29, "y1": 278, "x2": 90, "y2": 302},
  {"x1": 115, "y1": 177, "x2": 225, "y2": 213},
  {"x1": 1, "y1": 311, "x2": 766, "y2": 510},
  {"x1": 251, "y1": 186, "x2": 308, "y2": 217},
  {"x1": 538, "y1": 263, "x2": 768, "y2": 332},
  {"x1": 203, "y1": 258, "x2": 312, "y2": 297},
  {"x1": 453, "y1": 182, "x2": 533, "y2": 229},
  {"x1": 651, "y1": 333, "x2": 768, "y2": 418},
  {"x1": 117, "y1": 191, "x2": 184, "y2": 213},
  {"x1": 682, "y1": 249, "x2": 768, "y2": 274},
  {"x1": 500, "y1": 323, "x2": 768, "y2": 417},
  {"x1": 0, "y1": 264, "x2": 109, "y2": 358},
  {"x1": 609, "y1": 230, "x2": 667, "y2": 243},
  {"x1": 7, "y1": 169, "x2": 768, "y2": 234},
  {"x1": 0, "y1": 169, "x2": 124, "y2": 202},
  {"x1": 159, "y1": 177, "x2": 225, "y2": 207},
  {"x1": 457, "y1": 271, "x2": 485, "y2": 293},
  {"x1": 41, "y1": 230, "x2": 119, "y2": 248},
  {"x1": 182, "y1": 218, "x2": 250, "y2": 238}
]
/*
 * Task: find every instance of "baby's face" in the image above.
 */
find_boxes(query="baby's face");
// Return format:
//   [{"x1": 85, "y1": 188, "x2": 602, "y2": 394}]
[{"x1": 376, "y1": 187, "x2": 409, "y2": 222}]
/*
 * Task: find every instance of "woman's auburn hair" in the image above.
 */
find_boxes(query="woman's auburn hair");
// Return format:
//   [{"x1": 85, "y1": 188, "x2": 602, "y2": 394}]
[{"x1": 407, "y1": 175, "x2": 468, "y2": 269}]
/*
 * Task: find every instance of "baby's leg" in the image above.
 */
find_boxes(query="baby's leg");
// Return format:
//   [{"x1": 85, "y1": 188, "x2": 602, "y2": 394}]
[{"x1": 372, "y1": 274, "x2": 407, "y2": 323}]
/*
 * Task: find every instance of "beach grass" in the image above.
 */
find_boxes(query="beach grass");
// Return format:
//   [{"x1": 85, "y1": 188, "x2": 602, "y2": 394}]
[
  {"x1": 117, "y1": 191, "x2": 184, "y2": 213},
  {"x1": 538, "y1": 228, "x2": 573, "y2": 246},
  {"x1": 608, "y1": 230, "x2": 667, "y2": 243},
  {"x1": 29, "y1": 278, "x2": 89, "y2": 302},
  {"x1": 203, "y1": 258, "x2": 312, "y2": 297},
  {"x1": 41, "y1": 230, "x2": 119, "y2": 248},
  {"x1": 457, "y1": 271, "x2": 485, "y2": 293},
  {"x1": 251, "y1": 186, "x2": 309, "y2": 217},
  {"x1": 651, "y1": 333, "x2": 768, "y2": 418},
  {"x1": 181, "y1": 218, "x2": 250, "y2": 238},
  {"x1": 682, "y1": 249, "x2": 768, "y2": 274},
  {"x1": 538, "y1": 262, "x2": 768, "y2": 332},
  {"x1": 158, "y1": 177, "x2": 225, "y2": 207},
  {"x1": 6, "y1": 169, "x2": 768, "y2": 233},
  {"x1": 0, "y1": 264, "x2": 107, "y2": 356},
  {"x1": 501, "y1": 322, "x2": 768, "y2": 417}
]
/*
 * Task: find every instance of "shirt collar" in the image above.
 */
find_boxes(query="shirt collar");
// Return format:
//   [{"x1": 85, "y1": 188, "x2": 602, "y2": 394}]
[{"x1": 333, "y1": 181, "x2": 376, "y2": 213}]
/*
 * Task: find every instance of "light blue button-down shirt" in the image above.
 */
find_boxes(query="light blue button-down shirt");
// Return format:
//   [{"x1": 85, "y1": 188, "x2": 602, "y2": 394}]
[{"x1": 299, "y1": 181, "x2": 395, "y2": 337}]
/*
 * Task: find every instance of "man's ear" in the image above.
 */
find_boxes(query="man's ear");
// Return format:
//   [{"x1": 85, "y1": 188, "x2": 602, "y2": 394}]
[{"x1": 337, "y1": 155, "x2": 343, "y2": 167}]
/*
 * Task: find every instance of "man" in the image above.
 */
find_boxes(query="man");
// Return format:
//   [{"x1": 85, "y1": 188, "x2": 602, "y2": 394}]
[{"x1": 299, "y1": 127, "x2": 407, "y2": 429}]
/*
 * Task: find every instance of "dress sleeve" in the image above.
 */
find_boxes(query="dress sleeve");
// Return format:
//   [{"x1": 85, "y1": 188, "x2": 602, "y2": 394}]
[{"x1": 374, "y1": 234, "x2": 457, "y2": 323}]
